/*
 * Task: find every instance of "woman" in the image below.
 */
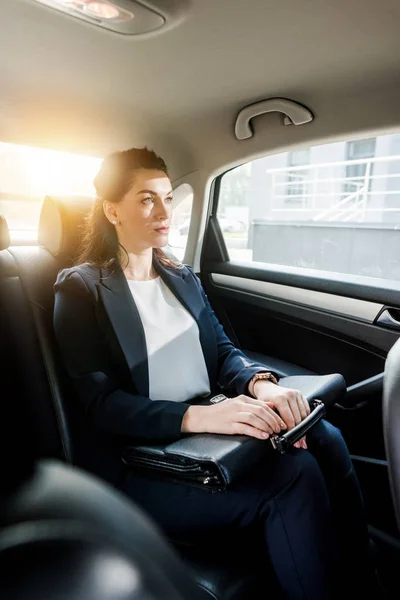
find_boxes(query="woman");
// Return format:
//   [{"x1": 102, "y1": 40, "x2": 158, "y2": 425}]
[{"x1": 53, "y1": 148, "x2": 380, "y2": 599}]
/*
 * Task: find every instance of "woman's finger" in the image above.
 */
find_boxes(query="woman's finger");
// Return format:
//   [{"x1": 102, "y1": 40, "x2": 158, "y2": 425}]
[
  {"x1": 267, "y1": 398, "x2": 296, "y2": 430},
  {"x1": 233, "y1": 422, "x2": 270, "y2": 440},
  {"x1": 294, "y1": 436, "x2": 307, "y2": 449},
  {"x1": 237, "y1": 411, "x2": 275, "y2": 434},
  {"x1": 300, "y1": 393, "x2": 311, "y2": 417},
  {"x1": 287, "y1": 392, "x2": 302, "y2": 427},
  {"x1": 244, "y1": 406, "x2": 282, "y2": 434},
  {"x1": 245, "y1": 398, "x2": 287, "y2": 432},
  {"x1": 297, "y1": 392, "x2": 309, "y2": 421}
]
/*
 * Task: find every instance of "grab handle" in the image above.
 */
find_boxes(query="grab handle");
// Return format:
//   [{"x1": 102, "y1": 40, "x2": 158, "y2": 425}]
[{"x1": 235, "y1": 97, "x2": 313, "y2": 140}]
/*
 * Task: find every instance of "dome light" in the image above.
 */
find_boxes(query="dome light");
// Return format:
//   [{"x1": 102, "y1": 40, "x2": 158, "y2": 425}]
[
  {"x1": 33, "y1": 0, "x2": 165, "y2": 34},
  {"x1": 83, "y1": 2, "x2": 122, "y2": 20}
]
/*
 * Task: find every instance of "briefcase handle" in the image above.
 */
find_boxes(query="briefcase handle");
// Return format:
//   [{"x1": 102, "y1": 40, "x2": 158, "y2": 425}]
[{"x1": 270, "y1": 399, "x2": 325, "y2": 454}]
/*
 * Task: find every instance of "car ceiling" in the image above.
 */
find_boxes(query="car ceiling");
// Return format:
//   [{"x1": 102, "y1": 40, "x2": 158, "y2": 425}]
[{"x1": 2, "y1": 0, "x2": 400, "y2": 179}]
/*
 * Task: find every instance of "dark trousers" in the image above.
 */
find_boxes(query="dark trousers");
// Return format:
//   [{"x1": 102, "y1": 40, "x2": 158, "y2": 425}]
[{"x1": 120, "y1": 420, "x2": 372, "y2": 600}]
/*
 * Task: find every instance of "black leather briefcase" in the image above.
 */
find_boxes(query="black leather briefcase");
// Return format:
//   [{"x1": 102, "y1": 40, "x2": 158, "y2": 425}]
[{"x1": 121, "y1": 373, "x2": 345, "y2": 492}]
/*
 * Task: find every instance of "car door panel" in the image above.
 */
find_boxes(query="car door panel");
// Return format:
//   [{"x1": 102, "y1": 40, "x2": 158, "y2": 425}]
[
  {"x1": 203, "y1": 268, "x2": 396, "y2": 381},
  {"x1": 199, "y1": 217, "x2": 400, "y2": 544}
]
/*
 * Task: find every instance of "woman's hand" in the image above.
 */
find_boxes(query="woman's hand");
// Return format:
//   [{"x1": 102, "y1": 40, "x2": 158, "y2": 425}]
[
  {"x1": 253, "y1": 381, "x2": 310, "y2": 449},
  {"x1": 181, "y1": 395, "x2": 287, "y2": 440}
]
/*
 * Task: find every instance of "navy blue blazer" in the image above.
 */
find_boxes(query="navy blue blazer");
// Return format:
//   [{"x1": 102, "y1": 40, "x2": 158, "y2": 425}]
[{"x1": 53, "y1": 258, "x2": 270, "y2": 482}]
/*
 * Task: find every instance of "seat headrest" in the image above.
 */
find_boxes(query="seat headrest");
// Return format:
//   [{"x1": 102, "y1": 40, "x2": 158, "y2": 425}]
[
  {"x1": 38, "y1": 195, "x2": 94, "y2": 260},
  {"x1": 0, "y1": 214, "x2": 10, "y2": 251}
]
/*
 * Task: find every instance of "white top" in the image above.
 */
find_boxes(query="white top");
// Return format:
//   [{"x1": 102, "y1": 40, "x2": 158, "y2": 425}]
[{"x1": 127, "y1": 277, "x2": 211, "y2": 402}]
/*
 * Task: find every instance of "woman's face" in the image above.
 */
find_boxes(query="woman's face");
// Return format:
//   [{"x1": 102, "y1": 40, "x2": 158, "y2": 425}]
[{"x1": 104, "y1": 169, "x2": 173, "y2": 253}]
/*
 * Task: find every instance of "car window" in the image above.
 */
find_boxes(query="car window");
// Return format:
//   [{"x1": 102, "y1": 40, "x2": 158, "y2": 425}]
[
  {"x1": 0, "y1": 142, "x2": 101, "y2": 244},
  {"x1": 0, "y1": 142, "x2": 193, "y2": 260},
  {"x1": 168, "y1": 183, "x2": 194, "y2": 262},
  {"x1": 217, "y1": 133, "x2": 400, "y2": 281}
]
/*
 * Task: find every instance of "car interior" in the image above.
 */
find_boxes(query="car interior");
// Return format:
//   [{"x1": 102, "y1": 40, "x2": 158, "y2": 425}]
[{"x1": 2, "y1": 0, "x2": 400, "y2": 598}]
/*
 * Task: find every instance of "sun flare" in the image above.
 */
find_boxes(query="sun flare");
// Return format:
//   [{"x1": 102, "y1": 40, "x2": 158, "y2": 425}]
[{"x1": 0, "y1": 142, "x2": 101, "y2": 197}]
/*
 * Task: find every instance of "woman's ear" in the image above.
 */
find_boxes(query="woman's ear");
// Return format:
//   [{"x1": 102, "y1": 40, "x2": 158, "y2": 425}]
[{"x1": 103, "y1": 200, "x2": 119, "y2": 225}]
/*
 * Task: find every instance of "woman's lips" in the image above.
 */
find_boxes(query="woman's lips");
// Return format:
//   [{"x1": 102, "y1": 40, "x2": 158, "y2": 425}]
[{"x1": 154, "y1": 227, "x2": 169, "y2": 233}]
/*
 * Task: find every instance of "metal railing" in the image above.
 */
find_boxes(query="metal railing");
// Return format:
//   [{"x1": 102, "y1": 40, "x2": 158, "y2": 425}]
[{"x1": 267, "y1": 155, "x2": 400, "y2": 222}]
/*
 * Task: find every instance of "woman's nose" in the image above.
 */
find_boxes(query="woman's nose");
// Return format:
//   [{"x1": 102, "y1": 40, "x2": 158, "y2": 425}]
[{"x1": 157, "y1": 201, "x2": 171, "y2": 220}]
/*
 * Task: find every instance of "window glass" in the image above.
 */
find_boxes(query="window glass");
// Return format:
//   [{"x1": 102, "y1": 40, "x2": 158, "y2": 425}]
[
  {"x1": 286, "y1": 148, "x2": 311, "y2": 201},
  {"x1": 0, "y1": 143, "x2": 193, "y2": 260},
  {"x1": 0, "y1": 142, "x2": 101, "y2": 244},
  {"x1": 168, "y1": 183, "x2": 194, "y2": 262},
  {"x1": 343, "y1": 138, "x2": 376, "y2": 196},
  {"x1": 218, "y1": 133, "x2": 400, "y2": 280}
]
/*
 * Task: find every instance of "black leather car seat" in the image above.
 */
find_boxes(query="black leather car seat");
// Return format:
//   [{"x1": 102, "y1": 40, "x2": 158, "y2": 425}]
[
  {"x1": 0, "y1": 222, "x2": 205, "y2": 599},
  {"x1": 7, "y1": 196, "x2": 94, "y2": 463},
  {"x1": 0, "y1": 213, "x2": 67, "y2": 461},
  {"x1": 3, "y1": 202, "x2": 269, "y2": 600}
]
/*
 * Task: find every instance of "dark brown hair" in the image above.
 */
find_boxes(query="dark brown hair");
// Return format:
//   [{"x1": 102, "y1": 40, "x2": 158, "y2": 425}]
[{"x1": 76, "y1": 147, "x2": 178, "y2": 271}]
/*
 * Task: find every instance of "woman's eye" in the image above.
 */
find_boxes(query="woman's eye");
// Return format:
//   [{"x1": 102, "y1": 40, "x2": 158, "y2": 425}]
[
  {"x1": 142, "y1": 197, "x2": 154, "y2": 204},
  {"x1": 166, "y1": 197, "x2": 173, "y2": 203}
]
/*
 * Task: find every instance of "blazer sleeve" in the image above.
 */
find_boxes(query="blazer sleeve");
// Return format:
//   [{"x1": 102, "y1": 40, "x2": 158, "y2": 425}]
[
  {"x1": 187, "y1": 268, "x2": 279, "y2": 396},
  {"x1": 53, "y1": 269, "x2": 189, "y2": 443}
]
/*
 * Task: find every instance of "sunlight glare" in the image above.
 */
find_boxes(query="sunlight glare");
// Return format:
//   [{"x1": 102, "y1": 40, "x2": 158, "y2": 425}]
[{"x1": 0, "y1": 142, "x2": 102, "y2": 197}]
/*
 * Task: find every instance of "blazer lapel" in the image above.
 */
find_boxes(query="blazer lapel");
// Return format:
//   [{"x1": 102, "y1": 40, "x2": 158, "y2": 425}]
[{"x1": 96, "y1": 263, "x2": 149, "y2": 397}]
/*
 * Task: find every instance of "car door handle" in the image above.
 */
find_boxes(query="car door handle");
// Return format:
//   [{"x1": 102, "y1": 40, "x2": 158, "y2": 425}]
[{"x1": 375, "y1": 308, "x2": 400, "y2": 331}]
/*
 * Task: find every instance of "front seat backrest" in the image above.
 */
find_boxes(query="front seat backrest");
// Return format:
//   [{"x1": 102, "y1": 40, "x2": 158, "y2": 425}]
[
  {"x1": 0, "y1": 460, "x2": 206, "y2": 600},
  {"x1": 383, "y1": 337, "x2": 400, "y2": 532}
]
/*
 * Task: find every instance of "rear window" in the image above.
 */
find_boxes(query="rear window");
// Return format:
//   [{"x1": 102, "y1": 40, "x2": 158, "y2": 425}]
[
  {"x1": 0, "y1": 142, "x2": 101, "y2": 244},
  {"x1": 0, "y1": 143, "x2": 194, "y2": 262}
]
